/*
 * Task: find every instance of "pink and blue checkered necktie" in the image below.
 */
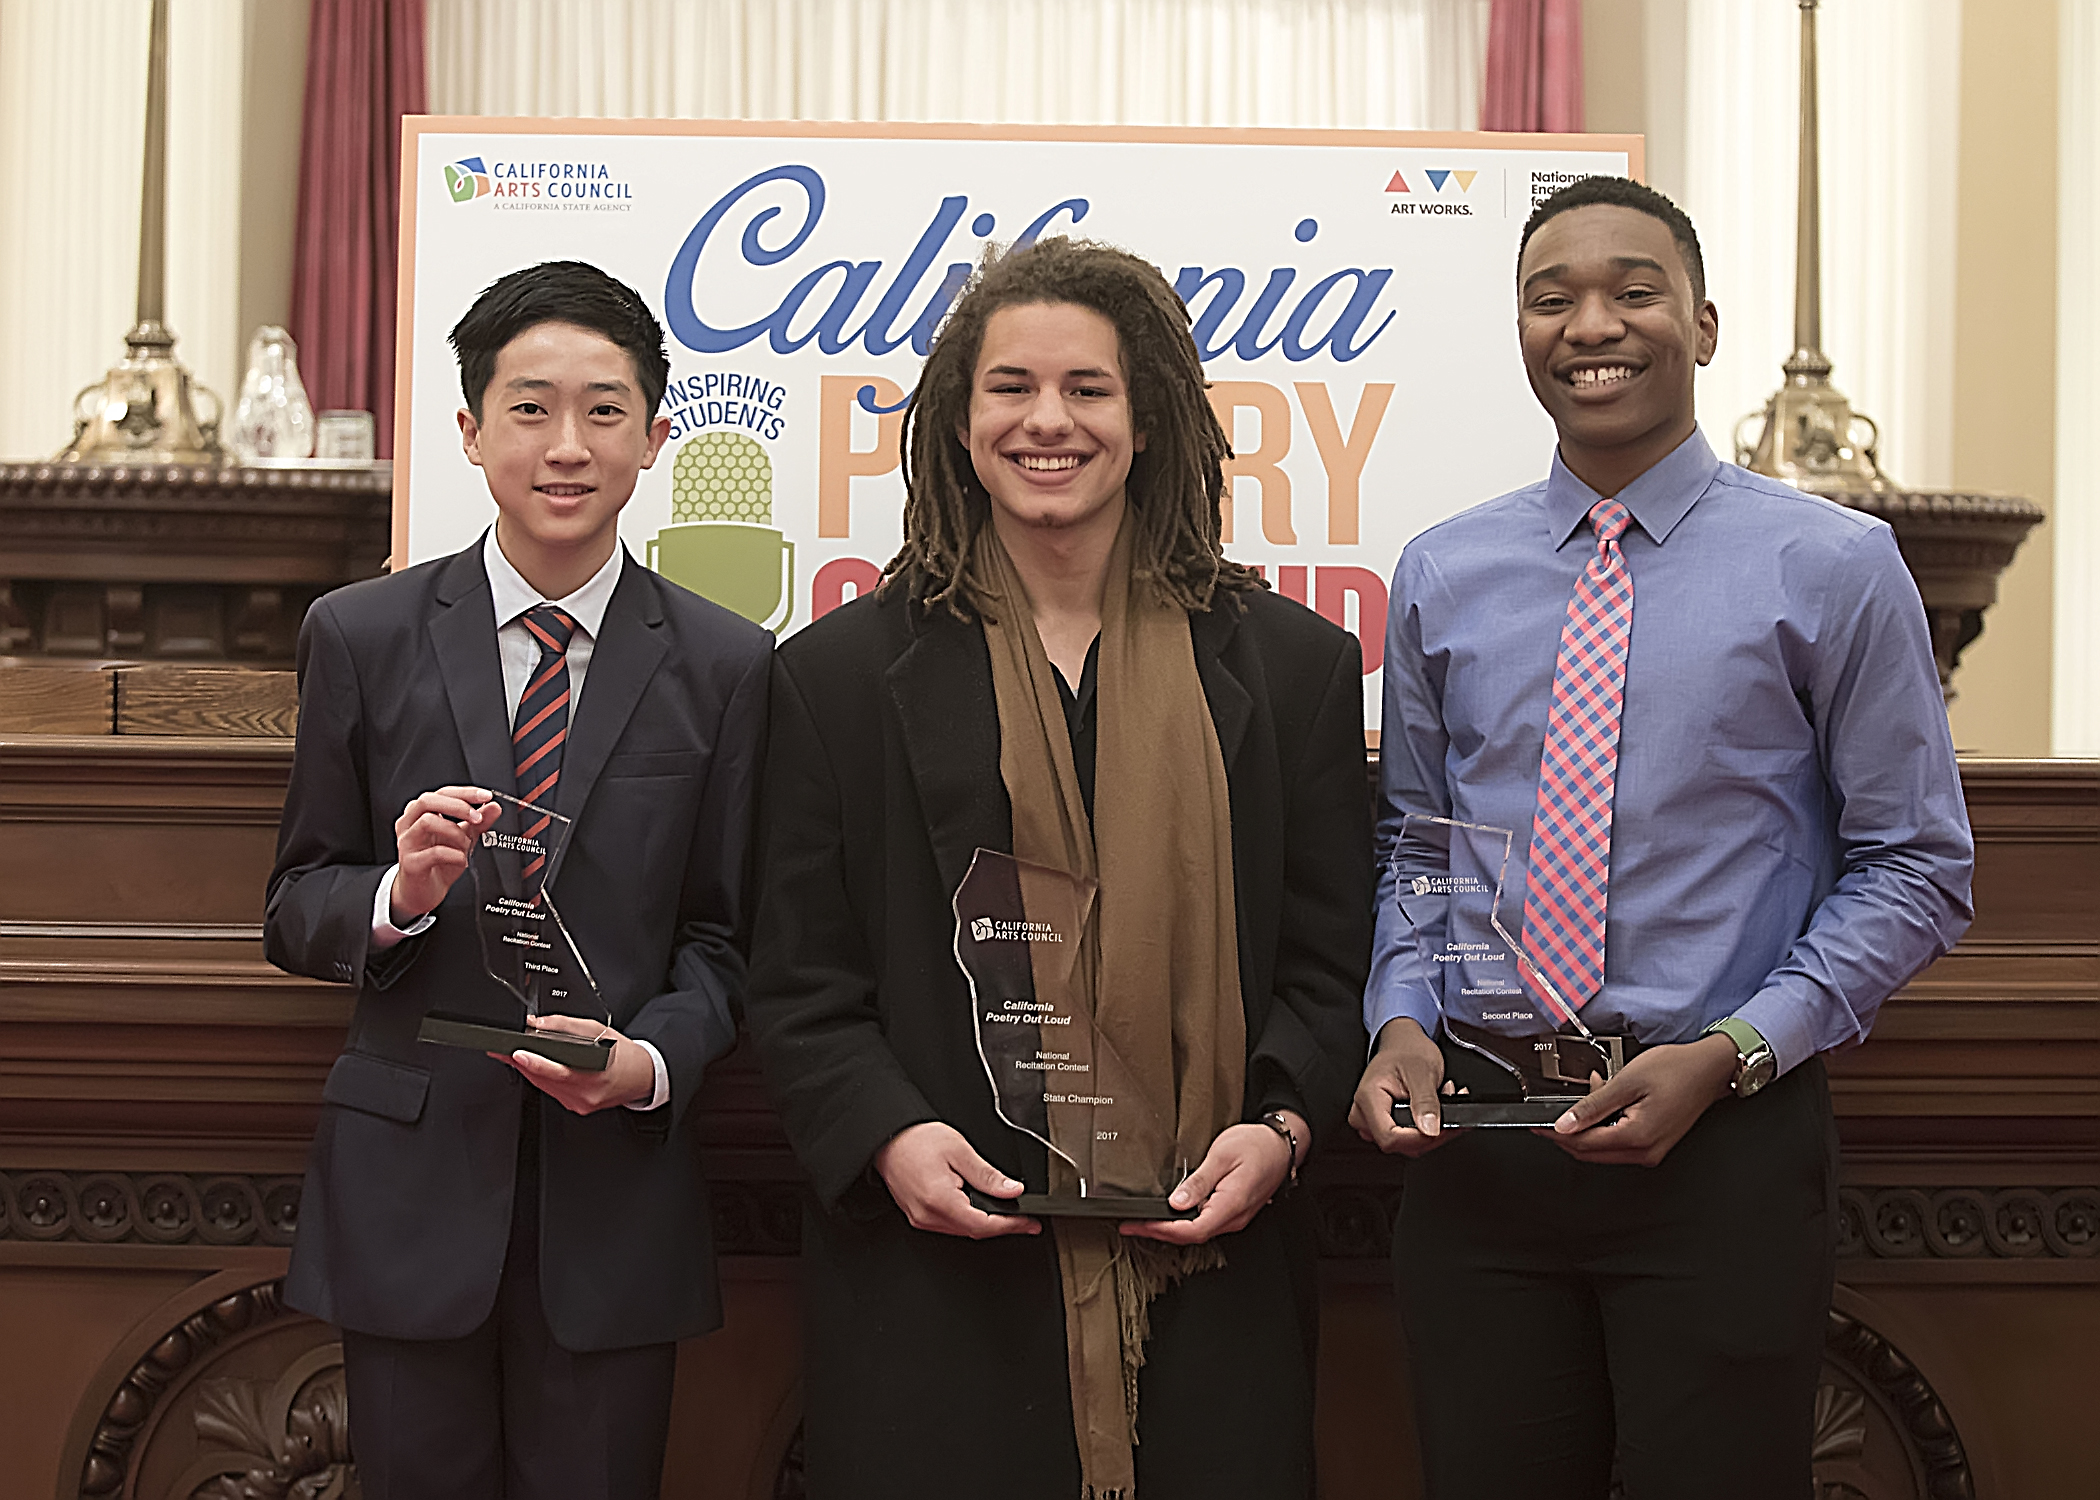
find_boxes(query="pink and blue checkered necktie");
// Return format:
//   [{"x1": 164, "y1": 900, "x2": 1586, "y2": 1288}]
[
  {"x1": 1522, "y1": 498, "x2": 1635, "y2": 1024},
  {"x1": 513, "y1": 604, "x2": 577, "y2": 878}
]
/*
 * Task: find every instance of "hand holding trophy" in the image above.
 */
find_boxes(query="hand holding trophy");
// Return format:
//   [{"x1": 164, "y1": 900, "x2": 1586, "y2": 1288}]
[
  {"x1": 415, "y1": 789, "x2": 618, "y2": 1073},
  {"x1": 389, "y1": 784, "x2": 498, "y2": 922},
  {"x1": 1388, "y1": 814, "x2": 1628, "y2": 1129}
]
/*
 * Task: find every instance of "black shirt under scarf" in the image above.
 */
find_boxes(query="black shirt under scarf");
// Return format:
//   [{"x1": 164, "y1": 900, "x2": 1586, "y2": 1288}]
[{"x1": 1051, "y1": 634, "x2": 1102, "y2": 823}]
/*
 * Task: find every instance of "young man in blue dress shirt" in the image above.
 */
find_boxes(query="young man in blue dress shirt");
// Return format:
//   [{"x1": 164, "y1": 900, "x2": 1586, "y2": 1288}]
[{"x1": 1353, "y1": 178, "x2": 1973, "y2": 1496}]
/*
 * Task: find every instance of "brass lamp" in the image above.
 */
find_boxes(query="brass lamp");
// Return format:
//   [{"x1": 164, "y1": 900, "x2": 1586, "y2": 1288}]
[
  {"x1": 1735, "y1": 0, "x2": 2041, "y2": 698},
  {"x1": 58, "y1": 0, "x2": 225, "y2": 466}
]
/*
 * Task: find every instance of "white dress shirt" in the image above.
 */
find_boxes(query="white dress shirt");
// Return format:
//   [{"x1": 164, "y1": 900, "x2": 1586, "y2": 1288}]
[{"x1": 370, "y1": 529, "x2": 668, "y2": 1109}]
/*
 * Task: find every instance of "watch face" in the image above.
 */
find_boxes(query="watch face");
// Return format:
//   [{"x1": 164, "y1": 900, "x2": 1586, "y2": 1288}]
[{"x1": 1737, "y1": 1053, "x2": 1779, "y2": 1098}]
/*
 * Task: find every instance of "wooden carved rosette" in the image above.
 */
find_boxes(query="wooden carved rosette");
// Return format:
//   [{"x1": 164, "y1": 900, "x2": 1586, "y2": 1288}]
[{"x1": 69, "y1": 1279, "x2": 354, "y2": 1500}]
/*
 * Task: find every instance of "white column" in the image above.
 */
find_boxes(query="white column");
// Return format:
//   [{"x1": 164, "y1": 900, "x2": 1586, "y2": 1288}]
[
  {"x1": 424, "y1": 0, "x2": 1490, "y2": 130},
  {"x1": 2056, "y1": 0, "x2": 2098, "y2": 757},
  {"x1": 0, "y1": 0, "x2": 246, "y2": 462},
  {"x1": 1642, "y1": 0, "x2": 1689, "y2": 204},
  {"x1": 0, "y1": 1, "x2": 150, "y2": 461},
  {"x1": 166, "y1": 0, "x2": 248, "y2": 425},
  {"x1": 1680, "y1": 0, "x2": 1960, "y2": 489}
]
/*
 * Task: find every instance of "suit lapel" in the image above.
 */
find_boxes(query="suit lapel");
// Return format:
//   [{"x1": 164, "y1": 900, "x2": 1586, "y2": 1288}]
[
  {"x1": 546, "y1": 555, "x2": 668, "y2": 887},
  {"x1": 888, "y1": 605, "x2": 1007, "y2": 898},
  {"x1": 429, "y1": 545, "x2": 517, "y2": 798},
  {"x1": 1191, "y1": 601, "x2": 1253, "y2": 776}
]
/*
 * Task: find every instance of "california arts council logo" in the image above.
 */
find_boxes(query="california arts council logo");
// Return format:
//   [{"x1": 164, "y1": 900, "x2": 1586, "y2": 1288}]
[{"x1": 445, "y1": 157, "x2": 492, "y2": 203}]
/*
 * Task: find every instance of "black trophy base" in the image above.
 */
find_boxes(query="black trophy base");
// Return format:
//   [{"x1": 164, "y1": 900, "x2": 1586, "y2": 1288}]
[
  {"x1": 1393, "y1": 1096, "x2": 1582, "y2": 1129},
  {"x1": 418, "y1": 1014, "x2": 615, "y2": 1072},
  {"x1": 966, "y1": 1186, "x2": 1200, "y2": 1222}
]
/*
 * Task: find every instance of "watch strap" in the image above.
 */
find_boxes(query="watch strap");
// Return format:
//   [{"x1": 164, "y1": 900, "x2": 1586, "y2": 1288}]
[
  {"x1": 1705, "y1": 1016, "x2": 1766, "y2": 1058},
  {"x1": 1703, "y1": 1016, "x2": 1775, "y2": 1095},
  {"x1": 1257, "y1": 1110, "x2": 1301, "y2": 1195}
]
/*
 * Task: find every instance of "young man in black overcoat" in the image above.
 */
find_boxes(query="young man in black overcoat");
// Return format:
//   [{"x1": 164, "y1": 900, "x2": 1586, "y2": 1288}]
[{"x1": 746, "y1": 239, "x2": 1373, "y2": 1499}]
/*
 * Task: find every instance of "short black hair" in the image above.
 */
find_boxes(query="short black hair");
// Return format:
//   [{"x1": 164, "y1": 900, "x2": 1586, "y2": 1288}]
[
  {"x1": 449, "y1": 260, "x2": 671, "y2": 421},
  {"x1": 1517, "y1": 177, "x2": 1706, "y2": 304}
]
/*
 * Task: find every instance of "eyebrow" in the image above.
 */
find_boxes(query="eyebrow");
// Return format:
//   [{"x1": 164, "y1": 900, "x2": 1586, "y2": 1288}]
[
  {"x1": 1521, "y1": 255, "x2": 1671, "y2": 293},
  {"x1": 502, "y1": 377, "x2": 634, "y2": 395},
  {"x1": 981, "y1": 364, "x2": 1118, "y2": 380}
]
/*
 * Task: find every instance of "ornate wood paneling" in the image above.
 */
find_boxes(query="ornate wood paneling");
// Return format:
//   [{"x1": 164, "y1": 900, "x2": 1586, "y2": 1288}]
[
  {"x1": 1823, "y1": 761, "x2": 2100, "y2": 1167},
  {"x1": 31, "y1": 1271, "x2": 2006, "y2": 1500},
  {"x1": 0, "y1": 462, "x2": 389, "y2": 663},
  {"x1": 65, "y1": 1277, "x2": 353, "y2": 1500},
  {"x1": 0, "y1": 1172, "x2": 303, "y2": 1250},
  {"x1": 0, "y1": 737, "x2": 2092, "y2": 1500},
  {"x1": 1294, "y1": 1179, "x2": 2100, "y2": 1269}
]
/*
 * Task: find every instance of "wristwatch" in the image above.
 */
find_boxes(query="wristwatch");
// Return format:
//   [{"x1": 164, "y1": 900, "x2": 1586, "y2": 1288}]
[
  {"x1": 1258, "y1": 1110, "x2": 1302, "y2": 1194},
  {"x1": 1704, "y1": 1017, "x2": 1778, "y2": 1098}
]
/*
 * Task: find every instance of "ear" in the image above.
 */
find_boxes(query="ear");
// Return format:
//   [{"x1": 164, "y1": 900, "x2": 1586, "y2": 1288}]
[
  {"x1": 457, "y1": 407, "x2": 485, "y2": 469},
  {"x1": 1695, "y1": 299, "x2": 1719, "y2": 367},
  {"x1": 1134, "y1": 427, "x2": 1148, "y2": 454},
  {"x1": 638, "y1": 414, "x2": 672, "y2": 468}
]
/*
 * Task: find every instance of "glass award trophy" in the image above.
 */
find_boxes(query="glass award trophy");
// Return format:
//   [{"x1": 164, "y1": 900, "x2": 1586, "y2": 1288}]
[
  {"x1": 952, "y1": 848, "x2": 1195, "y2": 1220},
  {"x1": 415, "y1": 790, "x2": 615, "y2": 1072},
  {"x1": 1389, "y1": 814, "x2": 1625, "y2": 1128}
]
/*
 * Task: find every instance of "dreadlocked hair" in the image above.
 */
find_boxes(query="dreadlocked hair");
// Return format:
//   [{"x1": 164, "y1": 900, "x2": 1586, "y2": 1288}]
[{"x1": 882, "y1": 236, "x2": 1266, "y2": 620}]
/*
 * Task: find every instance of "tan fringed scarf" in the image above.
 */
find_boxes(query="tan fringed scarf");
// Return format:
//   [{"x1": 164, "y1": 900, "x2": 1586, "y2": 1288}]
[{"x1": 978, "y1": 517, "x2": 1246, "y2": 1500}]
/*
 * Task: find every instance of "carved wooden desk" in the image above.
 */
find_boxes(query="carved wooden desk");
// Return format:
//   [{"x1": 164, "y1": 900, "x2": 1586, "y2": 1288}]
[
  {"x1": 0, "y1": 462, "x2": 389, "y2": 664},
  {"x1": 1, "y1": 741, "x2": 2092, "y2": 1500}
]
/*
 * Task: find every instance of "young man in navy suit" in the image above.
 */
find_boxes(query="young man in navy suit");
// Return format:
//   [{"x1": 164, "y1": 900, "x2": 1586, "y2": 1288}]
[{"x1": 266, "y1": 261, "x2": 770, "y2": 1500}]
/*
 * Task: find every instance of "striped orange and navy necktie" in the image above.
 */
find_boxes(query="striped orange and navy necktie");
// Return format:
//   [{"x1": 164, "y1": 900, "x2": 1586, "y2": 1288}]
[{"x1": 513, "y1": 604, "x2": 577, "y2": 878}]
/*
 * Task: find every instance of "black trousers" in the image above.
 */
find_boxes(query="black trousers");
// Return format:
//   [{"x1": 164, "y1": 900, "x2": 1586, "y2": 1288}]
[
  {"x1": 1394, "y1": 1058, "x2": 1838, "y2": 1500},
  {"x1": 799, "y1": 1190, "x2": 1320, "y2": 1500},
  {"x1": 341, "y1": 1103, "x2": 678, "y2": 1500}
]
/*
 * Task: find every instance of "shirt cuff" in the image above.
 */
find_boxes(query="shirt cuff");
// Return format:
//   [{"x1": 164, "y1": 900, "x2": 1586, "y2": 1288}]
[
  {"x1": 1364, "y1": 983, "x2": 1440, "y2": 1057},
  {"x1": 370, "y1": 866, "x2": 437, "y2": 951},
  {"x1": 623, "y1": 1039, "x2": 671, "y2": 1112},
  {"x1": 1731, "y1": 988, "x2": 1814, "y2": 1079}
]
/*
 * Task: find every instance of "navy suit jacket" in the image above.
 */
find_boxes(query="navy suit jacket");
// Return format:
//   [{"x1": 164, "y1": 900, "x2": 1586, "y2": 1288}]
[{"x1": 266, "y1": 539, "x2": 770, "y2": 1352}]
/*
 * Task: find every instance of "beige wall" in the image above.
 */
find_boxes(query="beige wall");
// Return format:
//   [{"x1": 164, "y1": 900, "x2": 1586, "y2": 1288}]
[
  {"x1": 1944, "y1": 0, "x2": 2057, "y2": 756},
  {"x1": 1583, "y1": 0, "x2": 1648, "y2": 137},
  {"x1": 233, "y1": 0, "x2": 309, "y2": 361}
]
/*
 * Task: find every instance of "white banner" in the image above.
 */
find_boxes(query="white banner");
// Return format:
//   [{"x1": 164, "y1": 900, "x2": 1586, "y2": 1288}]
[{"x1": 397, "y1": 120, "x2": 1640, "y2": 723}]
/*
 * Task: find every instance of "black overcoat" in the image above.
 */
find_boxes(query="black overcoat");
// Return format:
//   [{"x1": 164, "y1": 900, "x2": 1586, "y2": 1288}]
[{"x1": 745, "y1": 579, "x2": 1373, "y2": 1499}]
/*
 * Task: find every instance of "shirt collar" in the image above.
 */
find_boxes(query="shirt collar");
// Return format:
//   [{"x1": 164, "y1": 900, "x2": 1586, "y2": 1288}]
[
  {"x1": 1542, "y1": 426, "x2": 1720, "y2": 549},
  {"x1": 481, "y1": 526, "x2": 624, "y2": 640}
]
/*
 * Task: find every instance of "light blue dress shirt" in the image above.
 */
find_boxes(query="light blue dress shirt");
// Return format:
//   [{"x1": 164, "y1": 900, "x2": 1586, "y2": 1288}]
[{"x1": 1367, "y1": 429, "x2": 1974, "y2": 1076}]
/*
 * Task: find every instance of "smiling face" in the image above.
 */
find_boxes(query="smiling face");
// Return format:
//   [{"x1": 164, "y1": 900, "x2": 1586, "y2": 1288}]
[
  {"x1": 458, "y1": 320, "x2": 670, "y2": 576},
  {"x1": 1516, "y1": 204, "x2": 1719, "y2": 494},
  {"x1": 963, "y1": 301, "x2": 1146, "y2": 546}
]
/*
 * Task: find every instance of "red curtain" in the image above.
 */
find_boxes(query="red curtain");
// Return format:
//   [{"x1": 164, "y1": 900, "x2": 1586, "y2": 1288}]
[
  {"x1": 1481, "y1": 0, "x2": 1585, "y2": 133},
  {"x1": 289, "y1": 0, "x2": 427, "y2": 455}
]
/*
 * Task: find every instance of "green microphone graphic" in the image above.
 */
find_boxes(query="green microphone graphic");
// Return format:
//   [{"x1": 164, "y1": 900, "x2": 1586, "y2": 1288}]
[{"x1": 647, "y1": 430, "x2": 795, "y2": 633}]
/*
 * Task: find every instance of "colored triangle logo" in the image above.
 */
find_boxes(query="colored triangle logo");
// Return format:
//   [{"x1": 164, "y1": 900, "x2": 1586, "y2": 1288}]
[
  {"x1": 1426, "y1": 169, "x2": 1451, "y2": 192},
  {"x1": 1385, "y1": 170, "x2": 1409, "y2": 193},
  {"x1": 1455, "y1": 170, "x2": 1478, "y2": 192}
]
